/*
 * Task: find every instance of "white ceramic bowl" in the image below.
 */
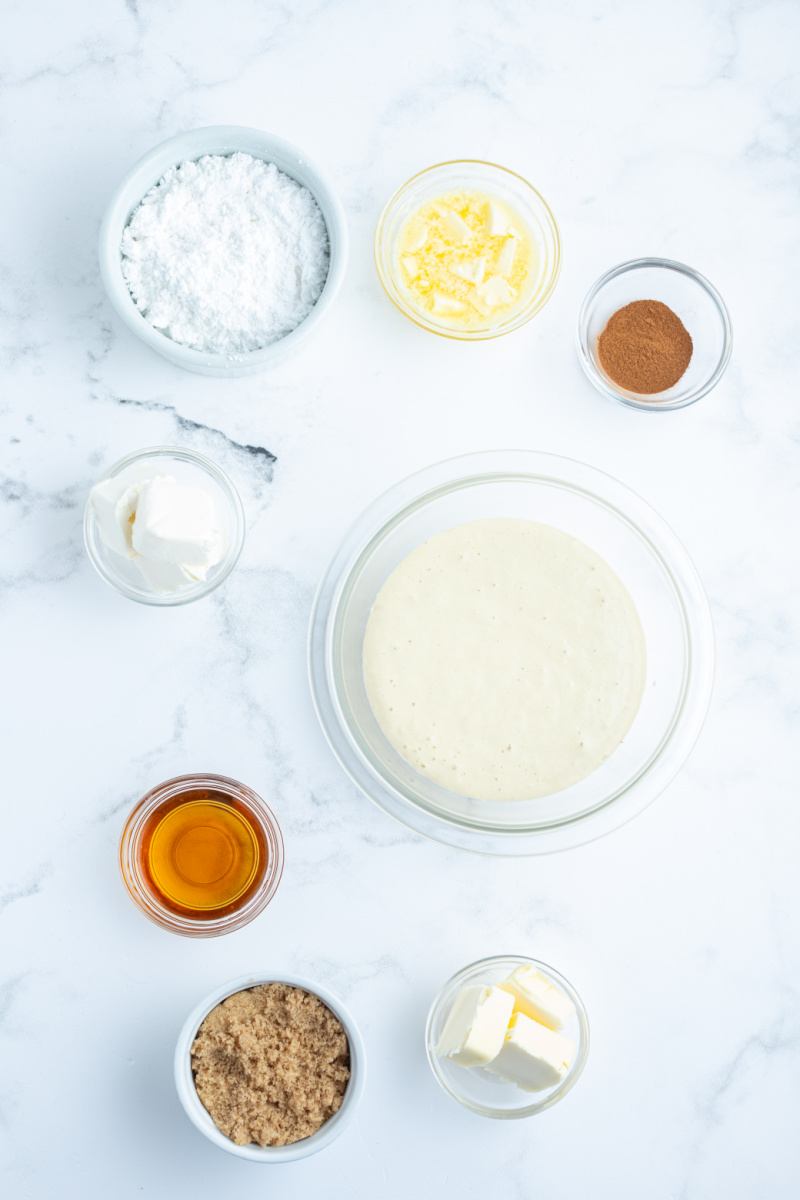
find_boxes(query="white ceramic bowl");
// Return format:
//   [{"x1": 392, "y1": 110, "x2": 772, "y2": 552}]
[
  {"x1": 99, "y1": 126, "x2": 348, "y2": 376},
  {"x1": 309, "y1": 450, "x2": 715, "y2": 855},
  {"x1": 174, "y1": 973, "x2": 366, "y2": 1162}
]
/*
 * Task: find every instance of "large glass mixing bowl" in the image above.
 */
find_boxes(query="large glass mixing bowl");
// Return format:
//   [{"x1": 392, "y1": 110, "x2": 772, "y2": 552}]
[{"x1": 308, "y1": 451, "x2": 714, "y2": 855}]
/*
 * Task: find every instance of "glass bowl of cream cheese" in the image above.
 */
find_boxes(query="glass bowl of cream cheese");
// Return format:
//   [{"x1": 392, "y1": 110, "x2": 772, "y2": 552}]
[
  {"x1": 84, "y1": 446, "x2": 245, "y2": 605},
  {"x1": 426, "y1": 955, "x2": 589, "y2": 1118},
  {"x1": 308, "y1": 450, "x2": 715, "y2": 855}
]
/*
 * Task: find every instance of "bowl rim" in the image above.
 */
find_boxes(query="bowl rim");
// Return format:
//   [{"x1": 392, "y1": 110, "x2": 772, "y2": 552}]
[
  {"x1": 98, "y1": 124, "x2": 348, "y2": 370},
  {"x1": 374, "y1": 159, "x2": 562, "y2": 340},
  {"x1": 174, "y1": 972, "x2": 366, "y2": 1161},
  {"x1": 308, "y1": 449, "x2": 715, "y2": 855},
  {"x1": 576, "y1": 256, "x2": 733, "y2": 411},
  {"x1": 83, "y1": 445, "x2": 245, "y2": 606},
  {"x1": 425, "y1": 954, "x2": 589, "y2": 1118}
]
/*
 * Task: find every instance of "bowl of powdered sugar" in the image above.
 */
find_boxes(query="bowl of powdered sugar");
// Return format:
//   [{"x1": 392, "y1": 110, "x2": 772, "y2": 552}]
[{"x1": 99, "y1": 126, "x2": 347, "y2": 375}]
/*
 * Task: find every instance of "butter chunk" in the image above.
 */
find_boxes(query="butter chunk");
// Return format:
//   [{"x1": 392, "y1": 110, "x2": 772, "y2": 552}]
[
  {"x1": 450, "y1": 256, "x2": 486, "y2": 284},
  {"x1": 401, "y1": 254, "x2": 420, "y2": 279},
  {"x1": 496, "y1": 237, "x2": 517, "y2": 277},
  {"x1": 443, "y1": 209, "x2": 472, "y2": 243},
  {"x1": 436, "y1": 985, "x2": 514, "y2": 1067},
  {"x1": 484, "y1": 200, "x2": 511, "y2": 236},
  {"x1": 485, "y1": 1012, "x2": 575, "y2": 1092},
  {"x1": 474, "y1": 274, "x2": 516, "y2": 309},
  {"x1": 406, "y1": 225, "x2": 429, "y2": 251},
  {"x1": 430, "y1": 291, "x2": 467, "y2": 316},
  {"x1": 499, "y1": 965, "x2": 575, "y2": 1031},
  {"x1": 469, "y1": 293, "x2": 492, "y2": 318}
]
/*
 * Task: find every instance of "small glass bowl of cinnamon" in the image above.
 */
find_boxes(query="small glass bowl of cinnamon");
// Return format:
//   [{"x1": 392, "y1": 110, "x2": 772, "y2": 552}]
[
  {"x1": 119, "y1": 774, "x2": 284, "y2": 937},
  {"x1": 577, "y1": 258, "x2": 732, "y2": 411}
]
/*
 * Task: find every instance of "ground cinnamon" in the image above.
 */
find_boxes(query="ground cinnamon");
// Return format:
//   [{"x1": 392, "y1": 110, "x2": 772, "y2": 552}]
[{"x1": 597, "y1": 299, "x2": 692, "y2": 394}]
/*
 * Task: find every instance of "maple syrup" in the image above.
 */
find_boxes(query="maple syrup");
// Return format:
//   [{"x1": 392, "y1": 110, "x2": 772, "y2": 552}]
[{"x1": 136, "y1": 784, "x2": 269, "y2": 918}]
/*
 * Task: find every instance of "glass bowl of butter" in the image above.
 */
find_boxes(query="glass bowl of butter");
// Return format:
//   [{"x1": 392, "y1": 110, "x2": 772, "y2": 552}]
[
  {"x1": 375, "y1": 161, "x2": 561, "y2": 339},
  {"x1": 84, "y1": 446, "x2": 245, "y2": 605},
  {"x1": 426, "y1": 955, "x2": 589, "y2": 1118}
]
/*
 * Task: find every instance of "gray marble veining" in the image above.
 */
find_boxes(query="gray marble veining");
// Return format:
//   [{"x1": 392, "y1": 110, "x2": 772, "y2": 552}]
[{"x1": 1, "y1": 1, "x2": 798, "y2": 1197}]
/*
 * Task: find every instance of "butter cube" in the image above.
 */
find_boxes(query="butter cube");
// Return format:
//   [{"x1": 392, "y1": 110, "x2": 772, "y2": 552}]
[
  {"x1": 468, "y1": 293, "x2": 491, "y2": 318},
  {"x1": 496, "y1": 236, "x2": 517, "y2": 277},
  {"x1": 474, "y1": 274, "x2": 516, "y2": 308},
  {"x1": 406, "y1": 225, "x2": 429, "y2": 251},
  {"x1": 436, "y1": 985, "x2": 514, "y2": 1067},
  {"x1": 430, "y1": 291, "x2": 467, "y2": 316},
  {"x1": 484, "y1": 200, "x2": 511, "y2": 236},
  {"x1": 485, "y1": 1012, "x2": 575, "y2": 1091},
  {"x1": 401, "y1": 254, "x2": 420, "y2": 279},
  {"x1": 450, "y1": 256, "x2": 486, "y2": 284},
  {"x1": 499, "y1": 965, "x2": 575, "y2": 1031},
  {"x1": 443, "y1": 209, "x2": 472, "y2": 243}
]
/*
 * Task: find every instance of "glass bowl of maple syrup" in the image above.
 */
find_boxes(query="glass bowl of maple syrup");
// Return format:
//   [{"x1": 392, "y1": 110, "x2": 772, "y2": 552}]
[{"x1": 119, "y1": 774, "x2": 284, "y2": 937}]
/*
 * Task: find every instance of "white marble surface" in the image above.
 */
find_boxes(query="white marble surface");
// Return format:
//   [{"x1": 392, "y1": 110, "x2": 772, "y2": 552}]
[{"x1": 2, "y1": 1, "x2": 798, "y2": 1196}]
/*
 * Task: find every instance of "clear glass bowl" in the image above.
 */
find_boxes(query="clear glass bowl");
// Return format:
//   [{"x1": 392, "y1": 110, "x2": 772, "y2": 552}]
[
  {"x1": 375, "y1": 161, "x2": 561, "y2": 340},
  {"x1": 308, "y1": 451, "x2": 715, "y2": 855},
  {"x1": 119, "y1": 774, "x2": 284, "y2": 937},
  {"x1": 426, "y1": 955, "x2": 589, "y2": 1118},
  {"x1": 577, "y1": 258, "x2": 732, "y2": 410},
  {"x1": 84, "y1": 446, "x2": 245, "y2": 606}
]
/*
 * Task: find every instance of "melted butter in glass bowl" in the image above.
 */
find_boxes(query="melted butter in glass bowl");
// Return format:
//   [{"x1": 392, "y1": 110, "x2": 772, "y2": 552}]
[{"x1": 375, "y1": 162, "x2": 561, "y2": 340}]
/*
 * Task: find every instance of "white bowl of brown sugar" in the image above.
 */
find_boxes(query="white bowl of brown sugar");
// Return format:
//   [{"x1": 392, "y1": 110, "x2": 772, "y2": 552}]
[{"x1": 174, "y1": 973, "x2": 366, "y2": 1161}]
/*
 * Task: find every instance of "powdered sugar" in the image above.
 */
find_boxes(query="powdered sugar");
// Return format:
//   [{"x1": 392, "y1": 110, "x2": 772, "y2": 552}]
[{"x1": 121, "y1": 153, "x2": 330, "y2": 354}]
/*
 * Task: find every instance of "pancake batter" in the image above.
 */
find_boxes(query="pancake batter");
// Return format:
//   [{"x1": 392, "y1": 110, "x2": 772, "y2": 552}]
[{"x1": 362, "y1": 519, "x2": 646, "y2": 801}]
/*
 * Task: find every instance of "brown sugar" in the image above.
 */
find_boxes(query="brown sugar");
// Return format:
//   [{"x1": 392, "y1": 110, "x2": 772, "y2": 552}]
[
  {"x1": 191, "y1": 983, "x2": 350, "y2": 1147},
  {"x1": 597, "y1": 299, "x2": 693, "y2": 394}
]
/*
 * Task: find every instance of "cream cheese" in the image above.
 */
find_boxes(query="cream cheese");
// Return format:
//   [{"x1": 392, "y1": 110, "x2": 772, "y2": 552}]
[
  {"x1": 89, "y1": 464, "x2": 226, "y2": 593},
  {"x1": 131, "y1": 476, "x2": 224, "y2": 570}
]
